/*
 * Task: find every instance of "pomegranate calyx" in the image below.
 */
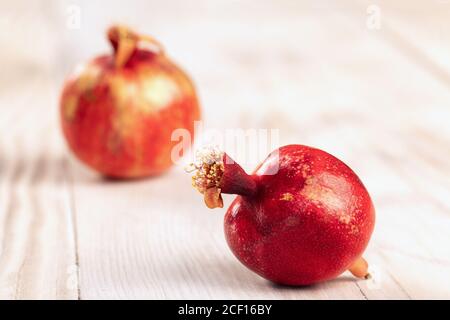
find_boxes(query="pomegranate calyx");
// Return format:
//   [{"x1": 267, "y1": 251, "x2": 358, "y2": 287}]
[
  {"x1": 188, "y1": 147, "x2": 258, "y2": 209},
  {"x1": 204, "y1": 187, "x2": 224, "y2": 209},
  {"x1": 190, "y1": 147, "x2": 225, "y2": 194},
  {"x1": 107, "y1": 25, "x2": 164, "y2": 68}
]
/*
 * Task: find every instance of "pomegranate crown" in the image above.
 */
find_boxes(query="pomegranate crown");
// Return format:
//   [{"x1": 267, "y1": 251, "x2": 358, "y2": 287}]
[{"x1": 189, "y1": 147, "x2": 225, "y2": 194}]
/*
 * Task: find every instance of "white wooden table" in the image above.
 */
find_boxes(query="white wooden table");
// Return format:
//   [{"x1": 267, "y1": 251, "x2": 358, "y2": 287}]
[{"x1": 0, "y1": 0, "x2": 449, "y2": 299}]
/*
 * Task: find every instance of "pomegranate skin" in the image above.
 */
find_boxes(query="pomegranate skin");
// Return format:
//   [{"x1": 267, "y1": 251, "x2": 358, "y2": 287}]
[
  {"x1": 224, "y1": 145, "x2": 375, "y2": 285},
  {"x1": 60, "y1": 49, "x2": 200, "y2": 178}
]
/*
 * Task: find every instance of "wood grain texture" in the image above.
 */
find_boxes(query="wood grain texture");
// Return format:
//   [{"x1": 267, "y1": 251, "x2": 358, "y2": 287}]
[
  {"x1": 0, "y1": 0, "x2": 449, "y2": 299},
  {"x1": 0, "y1": 79, "x2": 79, "y2": 299}
]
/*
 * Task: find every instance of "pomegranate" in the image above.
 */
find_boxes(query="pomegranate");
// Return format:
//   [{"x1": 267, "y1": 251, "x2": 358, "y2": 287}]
[
  {"x1": 60, "y1": 25, "x2": 200, "y2": 178},
  {"x1": 190, "y1": 145, "x2": 375, "y2": 285}
]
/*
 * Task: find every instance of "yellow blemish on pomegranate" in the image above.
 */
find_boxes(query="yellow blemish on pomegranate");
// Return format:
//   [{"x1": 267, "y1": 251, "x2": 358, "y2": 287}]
[
  {"x1": 108, "y1": 75, "x2": 139, "y2": 136},
  {"x1": 139, "y1": 75, "x2": 179, "y2": 112},
  {"x1": 280, "y1": 193, "x2": 294, "y2": 201},
  {"x1": 350, "y1": 224, "x2": 359, "y2": 235},
  {"x1": 109, "y1": 76, "x2": 138, "y2": 110},
  {"x1": 301, "y1": 164, "x2": 310, "y2": 178},
  {"x1": 301, "y1": 176, "x2": 345, "y2": 210},
  {"x1": 63, "y1": 95, "x2": 78, "y2": 121},
  {"x1": 112, "y1": 109, "x2": 135, "y2": 137},
  {"x1": 301, "y1": 174, "x2": 355, "y2": 226},
  {"x1": 76, "y1": 65, "x2": 101, "y2": 92},
  {"x1": 338, "y1": 214, "x2": 351, "y2": 224}
]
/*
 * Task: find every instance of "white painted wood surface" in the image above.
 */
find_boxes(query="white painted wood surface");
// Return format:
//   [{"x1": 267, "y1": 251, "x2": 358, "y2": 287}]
[{"x1": 0, "y1": 0, "x2": 449, "y2": 299}]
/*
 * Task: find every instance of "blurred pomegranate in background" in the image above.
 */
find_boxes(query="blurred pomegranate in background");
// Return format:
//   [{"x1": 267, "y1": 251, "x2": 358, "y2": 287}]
[{"x1": 60, "y1": 25, "x2": 200, "y2": 178}]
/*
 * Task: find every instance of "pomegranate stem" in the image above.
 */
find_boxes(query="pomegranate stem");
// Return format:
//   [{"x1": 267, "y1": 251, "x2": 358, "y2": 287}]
[{"x1": 220, "y1": 153, "x2": 257, "y2": 197}]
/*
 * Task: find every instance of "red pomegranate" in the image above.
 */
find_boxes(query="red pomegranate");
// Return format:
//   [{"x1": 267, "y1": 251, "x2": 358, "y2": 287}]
[
  {"x1": 190, "y1": 145, "x2": 375, "y2": 285},
  {"x1": 60, "y1": 25, "x2": 200, "y2": 178}
]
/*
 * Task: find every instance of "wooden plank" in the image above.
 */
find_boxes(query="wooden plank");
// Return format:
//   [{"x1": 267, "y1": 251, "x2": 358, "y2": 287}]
[
  {"x1": 355, "y1": 124, "x2": 450, "y2": 299},
  {"x1": 1, "y1": 0, "x2": 449, "y2": 299},
  {"x1": 0, "y1": 83, "x2": 79, "y2": 299},
  {"x1": 355, "y1": 0, "x2": 450, "y2": 83}
]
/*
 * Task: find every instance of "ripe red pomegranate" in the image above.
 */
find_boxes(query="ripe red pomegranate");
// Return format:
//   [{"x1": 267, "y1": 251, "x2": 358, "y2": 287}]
[
  {"x1": 191, "y1": 145, "x2": 375, "y2": 285},
  {"x1": 60, "y1": 25, "x2": 200, "y2": 178}
]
